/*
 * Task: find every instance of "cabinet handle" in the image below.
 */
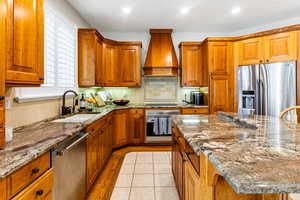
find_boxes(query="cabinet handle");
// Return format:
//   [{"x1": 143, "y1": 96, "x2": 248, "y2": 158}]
[
  {"x1": 259, "y1": 60, "x2": 263, "y2": 63},
  {"x1": 39, "y1": 78, "x2": 44, "y2": 81},
  {"x1": 0, "y1": 96, "x2": 4, "y2": 101},
  {"x1": 266, "y1": 59, "x2": 270, "y2": 62},
  {"x1": 36, "y1": 190, "x2": 44, "y2": 196},
  {"x1": 31, "y1": 168, "x2": 40, "y2": 175}
]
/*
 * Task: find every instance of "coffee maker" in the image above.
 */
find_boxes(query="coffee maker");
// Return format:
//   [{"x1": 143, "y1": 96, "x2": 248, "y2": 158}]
[{"x1": 184, "y1": 91, "x2": 204, "y2": 105}]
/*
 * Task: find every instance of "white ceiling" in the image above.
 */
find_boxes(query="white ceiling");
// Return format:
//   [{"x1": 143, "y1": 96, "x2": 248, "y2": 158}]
[{"x1": 67, "y1": 0, "x2": 300, "y2": 33}]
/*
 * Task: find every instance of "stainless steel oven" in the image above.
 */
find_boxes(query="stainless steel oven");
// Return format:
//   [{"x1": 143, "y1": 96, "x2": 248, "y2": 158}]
[{"x1": 145, "y1": 109, "x2": 180, "y2": 143}]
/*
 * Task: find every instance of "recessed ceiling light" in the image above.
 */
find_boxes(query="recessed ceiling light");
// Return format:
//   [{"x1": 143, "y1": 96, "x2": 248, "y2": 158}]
[
  {"x1": 180, "y1": 7, "x2": 190, "y2": 15},
  {"x1": 231, "y1": 6, "x2": 241, "y2": 15},
  {"x1": 122, "y1": 7, "x2": 132, "y2": 15}
]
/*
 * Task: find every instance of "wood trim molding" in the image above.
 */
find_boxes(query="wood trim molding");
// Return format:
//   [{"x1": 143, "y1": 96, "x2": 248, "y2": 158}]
[
  {"x1": 150, "y1": 29, "x2": 173, "y2": 34},
  {"x1": 183, "y1": 24, "x2": 300, "y2": 44},
  {"x1": 179, "y1": 42, "x2": 202, "y2": 47}
]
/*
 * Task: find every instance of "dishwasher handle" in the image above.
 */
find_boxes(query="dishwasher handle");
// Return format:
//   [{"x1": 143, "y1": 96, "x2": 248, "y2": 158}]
[{"x1": 55, "y1": 132, "x2": 89, "y2": 156}]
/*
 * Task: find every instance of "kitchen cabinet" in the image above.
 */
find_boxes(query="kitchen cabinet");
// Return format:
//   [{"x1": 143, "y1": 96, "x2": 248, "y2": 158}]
[
  {"x1": 0, "y1": 178, "x2": 6, "y2": 200},
  {"x1": 5, "y1": 0, "x2": 44, "y2": 86},
  {"x1": 210, "y1": 75, "x2": 231, "y2": 113},
  {"x1": 264, "y1": 31, "x2": 297, "y2": 63},
  {"x1": 102, "y1": 42, "x2": 119, "y2": 86},
  {"x1": 86, "y1": 115, "x2": 113, "y2": 192},
  {"x1": 237, "y1": 31, "x2": 297, "y2": 65},
  {"x1": 7, "y1": 153, "x2": 51, "y2": 199},
  {"x1": 0, "y1": 0, "x2": 6, "y2": 149},
  {"x1": 11, "y1": 169, "x2": 53, "y2": 200},
  {"x1": 96, "y1": 39, "x2": 103, "y2": 86},
  {"x1": 184, "y1": 158, "x2": 200, "y2": 200},
  {"x1": 237, "y1": 37, "x2": 264, "y2": 65},
  {"x1": 119, "y1": 44, "x2": 142, "y2": 87},
  {"x1": 180, "y1": 43, "x2": 206, "y2": 87},
  {"x1": 102, "y1": 116, "x2": 113, "y2": 166},
  {"x1": 78, "y1": 29, "x2": 98, "y2": 87},
  {"x1": 202, "y1": 41, "x2": 233, "y2": 113},
  {"x1": 113, "y1": 109, "x2": 129, "y2": 148},
  {"x1": 129, "y1": 109, "x2": 145, "y2": 144},
  {"x1": 172, "y1": 126, "x2": 185, "y2": 200},
  {"x1": 86, "y1": 129, "x2": 100, "y2": 191}
]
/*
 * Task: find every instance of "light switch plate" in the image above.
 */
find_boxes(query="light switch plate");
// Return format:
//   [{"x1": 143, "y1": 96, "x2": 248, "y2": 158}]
[{"x1": 5, "y1": 98, "x2": 11, "y2": 109}]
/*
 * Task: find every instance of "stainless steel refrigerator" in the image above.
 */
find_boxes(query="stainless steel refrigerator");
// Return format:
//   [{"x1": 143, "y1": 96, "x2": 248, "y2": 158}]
[{"x1": 237, "y1": 61, "x2": 296, "y2": 117}]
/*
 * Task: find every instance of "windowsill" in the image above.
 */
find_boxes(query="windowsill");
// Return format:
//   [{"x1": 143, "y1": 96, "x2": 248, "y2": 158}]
[{"x1": 14, "y1": 94, "x2": 77, "y2": 103}]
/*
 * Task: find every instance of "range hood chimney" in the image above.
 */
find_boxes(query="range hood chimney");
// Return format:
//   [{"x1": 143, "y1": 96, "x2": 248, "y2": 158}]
[{"x1": 144, "y1": 29, "x2": 179, "y2": 76}]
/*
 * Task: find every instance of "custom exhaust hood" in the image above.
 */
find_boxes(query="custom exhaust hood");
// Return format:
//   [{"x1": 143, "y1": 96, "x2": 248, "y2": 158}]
[{"x1": 144, "y1": 29, "x2": 179, "y2": 76}]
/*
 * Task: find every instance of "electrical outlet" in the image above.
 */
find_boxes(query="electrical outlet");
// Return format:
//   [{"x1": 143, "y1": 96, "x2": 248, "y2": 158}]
[{"x1": 5, "y1": 98, "x2": 11, "y2": 109}]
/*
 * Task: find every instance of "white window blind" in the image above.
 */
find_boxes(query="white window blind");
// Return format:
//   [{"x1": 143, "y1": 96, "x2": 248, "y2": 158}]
[
  {"x1": 15, "y1": 6, "x2": 78, "y2": 102},
  {"x1": 44, "y1": 8, "x2": 76, "y2": 88}
]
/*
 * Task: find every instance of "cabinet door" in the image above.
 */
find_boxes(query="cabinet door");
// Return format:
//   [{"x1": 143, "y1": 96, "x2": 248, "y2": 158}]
[
  {"x1": 181, "y1": 45, "x2": 203, "y2": 87},
  {"x1": 102, "y1": 43, "x2": 118, "y2": 86},
  {"x1": 208, "y1": 42, "x2": 232, "y2": 75},
  {"x1": 112, "y1": 110, "x2": 129, "y2": 148},
  {"x1": 129, "y1": 109, "x2": 145, "y2": 144},
  {"x1": 184, "y1": 160, "x2": 200, "y2": 200},
  {"x1": 86, "y1": 131, "x2": 99, "y2": 190},
  {"x1": 6, "y1": 0, "x2": 44, "y2": 85},
  {"x1": 102, "y1": 120, "x2": 112, "y2": 165},
  {"x1": 95, "y1": 39, "x2": 103, "y2": 86},
  {"x1": 78, "y1": 31, "x2": 96, "y2": 87},
  {"x1": 119, "y1": 45, "x2": 141, "y2": 87},
  {"x1": 264, "y1": 31, "x2": 297, "y2": 63},
  {"x1": 210, "y1": 75, "x2": 231, "y2": 113},
  {"x1": 177, "y1": 151, "x2": 184, "y2": 200},
  {"x1": 0, "y1": 178, "x2": 6, "y2": 200},
  {"x1": 238, "y1": 37, "x2": 264, "y2": 65},
  {"x1": 98, "y1": 128, "x2": 104, "y2": 172}
]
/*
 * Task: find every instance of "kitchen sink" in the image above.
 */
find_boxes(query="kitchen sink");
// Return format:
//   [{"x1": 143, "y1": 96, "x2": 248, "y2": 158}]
[{"x1": 52, "y1": 112, "x2": 100, "y2": 123}]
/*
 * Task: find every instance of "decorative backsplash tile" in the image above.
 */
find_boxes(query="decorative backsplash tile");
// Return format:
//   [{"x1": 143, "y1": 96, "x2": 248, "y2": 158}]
[{"x1": 144, "y1": 77, "x2": 178, "y2": 103}]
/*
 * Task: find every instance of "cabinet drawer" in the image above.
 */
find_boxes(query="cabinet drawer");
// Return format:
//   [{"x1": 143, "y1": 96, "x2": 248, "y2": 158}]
[
  {"x1": 181, "y1": 108, "x2": 209, "y2": 114},
  {"x1": 8, "y1": 153, "x2": 51, "y2": 198},
  {"x1": 11, "y1": 169, "x2": 53, "y2": 200}
]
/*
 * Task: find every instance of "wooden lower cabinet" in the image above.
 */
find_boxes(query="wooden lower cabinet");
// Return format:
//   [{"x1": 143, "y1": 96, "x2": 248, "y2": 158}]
[
  {"x1": 102, "y1": 116, "x2": 113, "y2": 166},
  {"x1": 129, "y1": 109, "x2": 145, "y2": 144},
  {"x1": 113, "y1": 110, "x2": 129, "y2": 148},
  {"x1": 0, "y1": 178, "x2": 6, "y2": 200},
  {"x1": 184, "y1": 159, "x2": 200, "y2": 200},
  {"x1": 11, "y1": 169, "x2": 53, "y2": 200},
  {"x1": 86, "y1": 130, "x2": 100, "y2": 191}
]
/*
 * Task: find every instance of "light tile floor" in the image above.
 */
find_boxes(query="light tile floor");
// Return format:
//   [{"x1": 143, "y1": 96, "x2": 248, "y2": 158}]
[{"x1": 110, "y1": 151, "x2": 179, "y2": 200}]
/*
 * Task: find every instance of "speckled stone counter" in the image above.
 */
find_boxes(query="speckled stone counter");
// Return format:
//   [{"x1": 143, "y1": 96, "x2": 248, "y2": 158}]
[
  {"x1": 0, "y1": 103, "x2": 207, "y2": 179},
  {"x1": 172, "y1": 112, "x2": 300, "y2": 194}
]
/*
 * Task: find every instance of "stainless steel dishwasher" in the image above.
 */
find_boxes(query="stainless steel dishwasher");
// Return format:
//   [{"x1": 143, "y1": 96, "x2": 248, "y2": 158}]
[{"x1": 52, "y1": 132, "x2": 89, "y2": 200}]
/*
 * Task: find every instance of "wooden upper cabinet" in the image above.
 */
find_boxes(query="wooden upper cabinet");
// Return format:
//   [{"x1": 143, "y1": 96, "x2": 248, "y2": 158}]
[
  {"x1": 102, "y1": 42, "x2": 119, "y2": 87},
  {"x1": 237, "y1": 31, "x2": 297, "y2": 65},
  {"x1": 112, "y1": 109, "x2": 129, "y2": 148},
  {"x1": 95, "y1": 39, "x2": 103, "y2": 86},
  {"x1": 180, "y1": 43, "x2": 204, "y2": 87},
  {"x1": 237, "y1": 37, "x2": 264, "y2": 65},
  {"x1": 264, "y1": 31, "x2": 297, "y2": 63},
  {"x1": 208, "y1": 42, "x2": 232, "y2": 75},
  {"x1": 6, "y1": 0, "x2": 44, "y2": 86},
  {"x1": 78, "y1": 30, "x2": 97, "y2": 87},
  {"x1": 119, "y1": 44, "x2": 142, "y2": 87},
  {"x1": 210, "y1": 75, "x2": 231, "y2": 113}
]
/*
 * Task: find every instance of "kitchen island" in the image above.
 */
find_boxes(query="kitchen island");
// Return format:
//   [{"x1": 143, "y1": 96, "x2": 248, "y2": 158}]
[{"x1": 172, "y1": 112, "x2": 300, "y2": 200}]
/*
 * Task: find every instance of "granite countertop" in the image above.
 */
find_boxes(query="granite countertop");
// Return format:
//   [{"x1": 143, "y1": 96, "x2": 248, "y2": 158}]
[
  {"x1": 172, "y1": 112, "x2": 300, "y2": 194},
  {"x1": 0, "y1": 103, "x2": 207, "y2": 179}
]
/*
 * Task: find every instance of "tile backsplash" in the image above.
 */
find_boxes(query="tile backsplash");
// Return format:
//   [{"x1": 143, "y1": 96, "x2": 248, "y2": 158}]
[{"x1": 80, "y1": 78, "x2": 208, "y2": 104}]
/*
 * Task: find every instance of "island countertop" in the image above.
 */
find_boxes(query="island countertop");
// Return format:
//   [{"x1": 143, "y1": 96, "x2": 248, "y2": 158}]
[{"x1": 172, "y1": 112, "x2": 300, "y2": 194}]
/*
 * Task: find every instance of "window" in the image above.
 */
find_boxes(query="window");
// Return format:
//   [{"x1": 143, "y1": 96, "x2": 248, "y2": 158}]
[{"x1": 15, "y1": 6, "x2": 78, "y2": 102}]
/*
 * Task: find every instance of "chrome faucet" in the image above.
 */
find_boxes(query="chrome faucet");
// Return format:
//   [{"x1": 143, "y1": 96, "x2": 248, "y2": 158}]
[{"x1": 62, "y1": 90, "x2": 78, "y2": 116}]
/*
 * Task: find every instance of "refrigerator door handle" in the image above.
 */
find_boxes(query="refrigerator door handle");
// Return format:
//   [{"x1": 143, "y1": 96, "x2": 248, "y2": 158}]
[{"x1": 256, "y1": 80, "x2": 260, "y2": 115}]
